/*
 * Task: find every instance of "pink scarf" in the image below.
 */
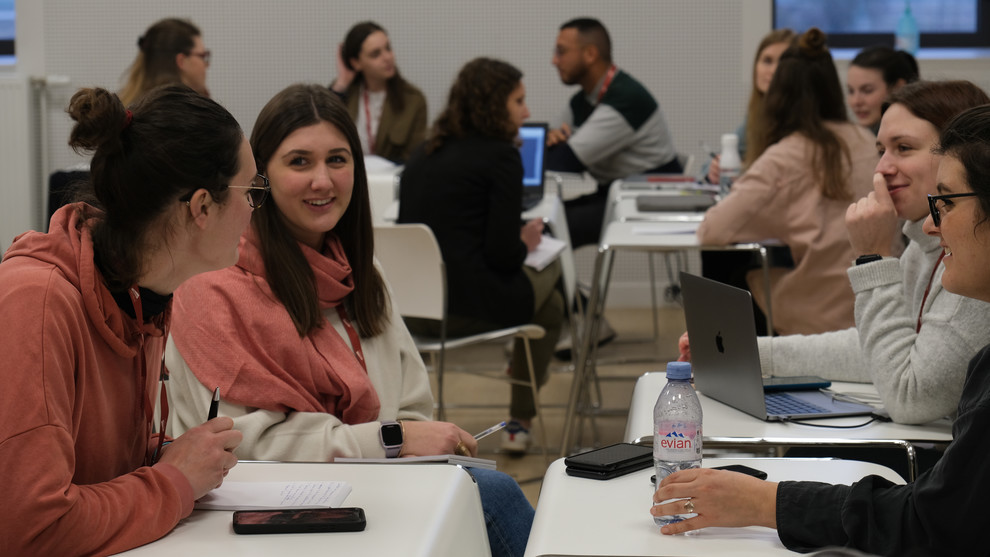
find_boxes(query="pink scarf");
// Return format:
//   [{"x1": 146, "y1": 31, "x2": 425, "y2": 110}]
[{"x1": 170, "y1": 227, "x2": 381, "y2": 424}]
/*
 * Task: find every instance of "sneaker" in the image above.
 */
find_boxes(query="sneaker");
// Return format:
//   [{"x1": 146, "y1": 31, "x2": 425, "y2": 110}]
[{"x1": 500, "y1": 420, "x2": 531, "y2": 455}]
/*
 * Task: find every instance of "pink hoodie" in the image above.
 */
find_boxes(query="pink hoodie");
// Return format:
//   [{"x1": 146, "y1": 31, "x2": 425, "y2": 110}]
[{"x1": 0, "y1": 204, "x2": 193, "y2": 556}]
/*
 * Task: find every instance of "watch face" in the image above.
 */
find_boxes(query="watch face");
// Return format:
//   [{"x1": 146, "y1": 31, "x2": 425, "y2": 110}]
[{"x1": 380, "y1": 423, "x2": 403, "y2": 446}]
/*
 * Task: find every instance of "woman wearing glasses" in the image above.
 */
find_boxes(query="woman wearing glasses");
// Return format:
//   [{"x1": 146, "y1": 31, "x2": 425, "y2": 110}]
[
  {"x1": 330, "y1": 21, "x2": 427, "y2": 164},
  {"x1": 165, "y1": 84, "x2": 533, "y2": 557},
  {"x1": 0, "y1": 85, "x2": 252, "y2": 554},
  {"x1": 698, "y1": 28, "x2": 878, "y2": 336},
  {"x1": 120, "y1": 18, "x2": 211, "y2": 105},
  {"x1": 655, "y1": 103, "x2": 990, "y2": 556}
]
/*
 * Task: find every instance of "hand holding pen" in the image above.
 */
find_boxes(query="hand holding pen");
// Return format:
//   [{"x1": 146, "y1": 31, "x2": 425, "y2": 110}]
[{"x1": 207, "y1": 386, "x2": 220, "y2": 420}]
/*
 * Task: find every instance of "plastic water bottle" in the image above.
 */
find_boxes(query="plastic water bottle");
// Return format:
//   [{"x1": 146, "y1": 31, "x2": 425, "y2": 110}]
[
  {"x1": 718, "y1": 133, "x2": 741, "y2": 197},
  {"x1": 653, "y1": 361, "x2": 703, "y2": 527},
  {"x1": 895, "y1": 1, "x2": 920, "y2": 55}
]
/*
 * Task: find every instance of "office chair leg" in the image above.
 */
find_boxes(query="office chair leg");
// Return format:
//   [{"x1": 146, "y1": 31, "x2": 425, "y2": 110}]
[
  {"x1": 436, "y1": 346, "x2": 447, "y2": 422},
  {"x1": 521, "y1": 336, "x2": 550, "y2": 464}
]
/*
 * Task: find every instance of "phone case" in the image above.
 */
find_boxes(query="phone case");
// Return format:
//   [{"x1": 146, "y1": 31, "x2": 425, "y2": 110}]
[
  {"x1": 232, "y1": 508, "x2": 367, "y2": 535},
  {"x1": 564, "y1": 443, "x2": 653, "y2": 480},
  {"x1": 712, "y1": 464, "x2": 768, "y2": 480}
]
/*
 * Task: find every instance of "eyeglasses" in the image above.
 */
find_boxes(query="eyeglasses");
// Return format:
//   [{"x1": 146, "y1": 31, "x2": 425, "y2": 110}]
[
  {"x1": 927, "y1": 192, "x2": 979, "y2": 227},
  {"x1": 187, "y1": 50, "x2": 211, "y2": 64},
  {"x1": 228, "y1": 174, "x2": 270, "y2": 209}
]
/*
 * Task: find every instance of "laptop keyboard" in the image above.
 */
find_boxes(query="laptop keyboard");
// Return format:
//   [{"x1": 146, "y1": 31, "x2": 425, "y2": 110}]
[{"x1": 765, "y1": 392, "x2": 829, "y2": 416}]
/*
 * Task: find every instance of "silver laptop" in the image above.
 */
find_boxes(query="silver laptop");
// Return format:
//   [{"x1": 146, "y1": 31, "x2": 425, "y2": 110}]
[{"x1": 680, "y1": 272, "x2": 875, "y2": 421}]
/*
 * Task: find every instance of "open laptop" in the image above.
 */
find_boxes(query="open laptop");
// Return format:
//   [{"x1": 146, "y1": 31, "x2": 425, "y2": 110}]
[
  {"x1": 518, "y1": 123, "x2": 548, "y2": 210},
  {"x1": 680, "y1": 272, "x2": 875, "y2": 421}
]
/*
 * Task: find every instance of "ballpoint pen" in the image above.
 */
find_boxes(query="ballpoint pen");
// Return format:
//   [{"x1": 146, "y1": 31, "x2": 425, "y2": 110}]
[
  {"x1": 473, "y1": 421, "x2": 507, "y2": 441},
  {"x1": 207, "y1": 386, "x2": 220, "y2": 421}
]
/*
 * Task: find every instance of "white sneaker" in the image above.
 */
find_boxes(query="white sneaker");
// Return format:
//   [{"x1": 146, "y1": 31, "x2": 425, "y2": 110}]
[{"x1": 500, "y1": 421, "x2": 531, "y2": 454}]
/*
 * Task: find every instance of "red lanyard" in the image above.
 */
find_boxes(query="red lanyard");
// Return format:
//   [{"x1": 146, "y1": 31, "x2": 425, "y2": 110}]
[
  {"x1": 336, "y1": 305, "x2": 367, "y2": 373},
  {"x1": 361, "y1": 87, "x2": 376, "y2": 155},
  {"x1": 596, "y1": 65, "x2": 618, "y2": 104},
  {"x1": 917, "y1": 252, "x2": 945, "y2": 333},
  {"x1": 129, "y1": 286, "x2": 170, "y2": 466}
]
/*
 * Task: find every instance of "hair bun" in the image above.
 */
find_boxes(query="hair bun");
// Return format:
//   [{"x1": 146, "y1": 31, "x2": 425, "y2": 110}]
[
  {"x1": 66, "y1": 88, "x2": 127, "y2": 155},
  {"x1": 798, "y1": 27, "x2": 828, "y2": 56}
]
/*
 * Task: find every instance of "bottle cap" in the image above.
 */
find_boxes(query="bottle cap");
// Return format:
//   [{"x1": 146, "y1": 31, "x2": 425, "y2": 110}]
[
  {"x1": 666, "y1": 361, "x2": 692, "y2": 380},
  {"x1": 720, "y1": 133, "x2": 738, "y2": 148}
]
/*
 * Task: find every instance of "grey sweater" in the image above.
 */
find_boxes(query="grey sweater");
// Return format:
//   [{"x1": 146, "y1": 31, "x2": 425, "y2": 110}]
[{"x1": 757, "y1": 219, "x2": 990, "y2": 424}]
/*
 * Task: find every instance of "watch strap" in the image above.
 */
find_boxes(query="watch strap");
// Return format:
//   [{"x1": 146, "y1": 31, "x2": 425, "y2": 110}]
[{"x1": 855, "y1": 254, "x2": 883, "y2": 266}]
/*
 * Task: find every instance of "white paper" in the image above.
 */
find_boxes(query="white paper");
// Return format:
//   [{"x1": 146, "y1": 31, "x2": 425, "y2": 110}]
[
  {"x1": 524, "y1": 236, "x2": 567, "y2": 271},
  {"x1": 194, "y1": 481, "x2": 352, "y2": 511}
]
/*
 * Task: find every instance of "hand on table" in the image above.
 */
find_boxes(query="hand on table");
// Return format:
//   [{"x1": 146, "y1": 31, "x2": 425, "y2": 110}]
[
  {"x1": 845, "y1": 172, "x2": 900, "y2": 257},
  {"x1": 400, "y1": 421, "x2": 478, "y2": 457},
  {"x1": 547, "y1": 124, "x2": 571, "y2": 147},
  {"x1": 157, "y1": 416, "x2": 242, "y2": 498},
  {"x1": 651, "y1": 468, "x2": 778, "y2": 535},
  {"x1": 521, "y1": 218, "x2": 545, "y2": 252}
]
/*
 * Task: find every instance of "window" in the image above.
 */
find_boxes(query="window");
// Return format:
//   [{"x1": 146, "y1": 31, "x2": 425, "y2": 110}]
[
  {"x1": 774, "y1": 0, "x2": 990, "y2": 48},
  {"x1": 0, "y1": 0, "x2": 13, "y2": 61}
]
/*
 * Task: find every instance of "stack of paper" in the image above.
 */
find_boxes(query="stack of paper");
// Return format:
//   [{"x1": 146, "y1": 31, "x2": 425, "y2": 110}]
[{"x1": 194, "y1": 480, "x2": 352, "y2": 511}]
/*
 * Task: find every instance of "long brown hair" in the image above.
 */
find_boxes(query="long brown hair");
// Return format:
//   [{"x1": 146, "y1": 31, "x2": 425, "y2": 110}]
[
  {"x1": 425, "y1": 57, "x2": 522, "y2": 154},
  {"x1": 119, "y1": 18, "x2": 200, "y2": 106},
  {"x1": 743, "y1": 28, "x2": 796, "y2": 167},
  {"x1": 753, "y1": 28, "x2": 852, "y2": 201},
  {"x1": 250, "y1": 84, "x2": 388, "y2": 338},
  {"x1": 341, "y1": 21, "x2": 409, "y2": 114}
]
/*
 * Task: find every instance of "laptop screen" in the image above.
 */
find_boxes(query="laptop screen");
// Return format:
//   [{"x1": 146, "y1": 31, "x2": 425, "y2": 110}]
[{"x1": 518, "y1": 123, "x2": 548, "y2": 210}]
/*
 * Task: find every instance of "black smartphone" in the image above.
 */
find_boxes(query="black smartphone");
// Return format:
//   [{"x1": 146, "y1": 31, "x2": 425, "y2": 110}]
[
  {"x1": 232, "y1": 507, "x2": 367, "y2": 535},
  {"x1": 650, "y1": 464, "x2": 767, "y2": 484},
  {"x1": 564, "y1": 443, "x2": 653, "y2": 480}
]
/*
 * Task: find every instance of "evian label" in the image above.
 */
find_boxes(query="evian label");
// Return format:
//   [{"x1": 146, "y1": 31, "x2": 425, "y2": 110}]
[{"x1": 654, "y1": 422, "x2": 702, "y2": 458}]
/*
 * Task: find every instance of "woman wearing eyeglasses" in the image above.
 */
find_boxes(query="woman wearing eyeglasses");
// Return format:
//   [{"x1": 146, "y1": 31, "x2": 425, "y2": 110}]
[
  {"x1": 655, "y1": 102, "x2": 990, "y2": 556},
  {"x1": 0, "y1": 85, "x2": 252, "y2": 554},
  {"x1": 165, "y1": 84, "x2": 534, "y2": 557},
  {"x1": 329, "y1": 21, "x2": 427, "y2": 164},
  {"x1": 120, "y1": 18, "x2": 211, "y2": 105}
]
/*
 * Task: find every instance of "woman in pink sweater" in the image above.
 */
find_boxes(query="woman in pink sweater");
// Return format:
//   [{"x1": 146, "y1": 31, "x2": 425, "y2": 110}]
[{"x1": 0, "y1": 85, "x2": 251, "y2": 555}]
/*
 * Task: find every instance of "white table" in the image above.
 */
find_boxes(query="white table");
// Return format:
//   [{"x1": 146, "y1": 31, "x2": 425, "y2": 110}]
[
  {"x1": 624, "y1": 372, "x2": 953, "y2": 480},
  {"x1": 525, "y1": 457, "x2": 905, "y2": 557},
  {"x1": 116, "y1": 462, "x2": 490, "y2": 557}
]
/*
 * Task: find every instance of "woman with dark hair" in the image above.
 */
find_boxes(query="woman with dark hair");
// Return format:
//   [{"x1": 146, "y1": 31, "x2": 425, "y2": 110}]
[
  {"x1": 847, "y1": 45, "x2": 920, "y2": 134},
  {"x1": 329, "y1": 21, "x2": 427, "y2": 163},
  {"x1": 398, "y1": 58, "x2": 565, "y2": 454},
  {"x1": 697, "y1": 28, "x2": 877, "y2": 336},
  {"x1": 655, "y1": 102, "x2": 990, "y2": 556},
  {"x1": 166, "y1": 84, "x2": 534, "y2": 557},
  {"x1": 120, "y1": 18, "x2": 211, "y2": 105},
  {"x1": 0, "y1": 84, "x2": 252, "y2": 554}
]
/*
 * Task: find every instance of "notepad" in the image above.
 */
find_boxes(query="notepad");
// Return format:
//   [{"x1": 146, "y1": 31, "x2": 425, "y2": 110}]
[
  {"x1": 194, "y1": 480, "x2": 352, "y2": 511},
  {"x1": 334, "y1": 454, "x2": 496, "y2": 470},
  {"x1": 525, "y1": 235, "x2": 566, "y2": 271}
]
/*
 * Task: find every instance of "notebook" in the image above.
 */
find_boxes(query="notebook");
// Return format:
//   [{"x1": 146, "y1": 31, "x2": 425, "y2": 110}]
[
  {"x1": 680, "y1": 272, "x2": 875, "y2": 421},
  {"x1": 518, "y1": 123, "x2": 548, "y2": 210}
]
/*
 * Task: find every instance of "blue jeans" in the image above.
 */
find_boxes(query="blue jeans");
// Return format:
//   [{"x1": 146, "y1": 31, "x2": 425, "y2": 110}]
[{"x1": 465, "y1": 467, "x2": 534, "y2": 557}]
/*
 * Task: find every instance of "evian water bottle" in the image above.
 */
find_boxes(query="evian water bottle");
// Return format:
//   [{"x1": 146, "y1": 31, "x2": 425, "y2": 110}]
[{"x1": 653, "y1": 361, "x2": 703, "y2": 526}]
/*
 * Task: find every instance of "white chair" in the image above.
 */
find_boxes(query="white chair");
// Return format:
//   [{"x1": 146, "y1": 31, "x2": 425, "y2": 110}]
[{"x1": 373, "y1": 223, "x2": 549, "y2": 458}]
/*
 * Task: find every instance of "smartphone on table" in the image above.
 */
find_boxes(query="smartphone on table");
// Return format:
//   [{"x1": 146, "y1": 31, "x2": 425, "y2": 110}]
[{"x1": 232, "y1": 507, "x2": 367, "y2": 534}]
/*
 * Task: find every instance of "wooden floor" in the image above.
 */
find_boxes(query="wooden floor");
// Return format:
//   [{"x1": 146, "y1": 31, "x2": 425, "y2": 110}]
[{"x1": 430, "y1": 306, "x2": 686, "y2": 506}]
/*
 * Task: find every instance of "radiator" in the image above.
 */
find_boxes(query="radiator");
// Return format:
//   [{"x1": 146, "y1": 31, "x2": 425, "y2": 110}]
[{"x1": 0, "y1": 76, "x2": 34, "y2": 251}]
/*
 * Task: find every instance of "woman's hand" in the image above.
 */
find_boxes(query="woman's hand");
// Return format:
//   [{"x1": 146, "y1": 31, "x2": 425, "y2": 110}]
[
  {"x1": 521, "y1": 219, "x2": 545, "y2": 252},
  {"x1": 846, "y1": 172, "x2": 900, "y2": 257},
  {"x1": 651, "y1": 468, "x2": 778, "y2": 535},
  {"x1": 157, "y1": 417, "x2": 242, "y2": 499},
  {"x1": 677, "y1": 331, "x2": 691, "y2": 362},
  {"x1": 707, "y1": 155, "x2": 721, "y2": 185},
  {"x1": 330, "y1": 43, "x2": 356, "y2": 93},
  {"x1": 400, "y1": 421, "x2": 478, "y2": 457}
]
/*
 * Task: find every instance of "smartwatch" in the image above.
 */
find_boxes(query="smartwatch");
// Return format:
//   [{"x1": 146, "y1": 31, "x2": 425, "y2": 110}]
[
  {"x1": 379, "y1": 421, "x2": 403, "y2": 458},
  {"x1": 855, "y1": 254, "x2": 883, "y2": 266}
]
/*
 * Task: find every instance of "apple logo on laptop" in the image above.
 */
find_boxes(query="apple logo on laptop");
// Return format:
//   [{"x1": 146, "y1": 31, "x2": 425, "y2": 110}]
[{"x1": 715, "y1": 331, "x2": 725, "y2": 353}]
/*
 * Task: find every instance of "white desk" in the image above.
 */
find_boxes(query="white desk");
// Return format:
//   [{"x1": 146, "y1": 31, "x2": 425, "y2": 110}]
[
  {"x1": 525, "y1": 457, "x2": 905, "y2": 557},
  {"x1": 623, "y1": 372, "x2": 953, "y2": 480},
  {"x1": 116, "y1": 462, "x2": 490, "y2": 557}
]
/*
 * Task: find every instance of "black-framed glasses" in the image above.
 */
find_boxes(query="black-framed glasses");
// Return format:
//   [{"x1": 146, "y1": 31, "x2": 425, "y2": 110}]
[
  {"x1": 928, "y1": 192, "x2": 979, "y2": 227},
  {"x1": 187, "y1": 50, "x2": 211, "y2": 64},
  {"x1": 228, "y1": 174, "x2": 270, "y2": 209}
]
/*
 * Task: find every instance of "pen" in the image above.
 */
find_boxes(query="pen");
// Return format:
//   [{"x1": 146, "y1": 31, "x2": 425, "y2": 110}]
[
  {"x1": 473, "y1": 421, "x2": 507, "y2": 441},
  {"x1": 207, "y1": 386, "x2": 220, "y2": 421}
]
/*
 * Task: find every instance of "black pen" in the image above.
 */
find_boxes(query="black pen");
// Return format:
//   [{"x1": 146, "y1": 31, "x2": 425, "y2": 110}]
[{"x1": 207, "y1": 386, "x2": 220, "y2": 420}]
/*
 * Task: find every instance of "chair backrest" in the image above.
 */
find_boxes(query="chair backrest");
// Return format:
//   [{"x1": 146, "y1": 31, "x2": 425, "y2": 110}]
[{"x1": 373, "y1": 224, "x2": 446, "y2": 321}]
